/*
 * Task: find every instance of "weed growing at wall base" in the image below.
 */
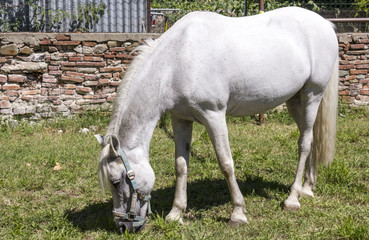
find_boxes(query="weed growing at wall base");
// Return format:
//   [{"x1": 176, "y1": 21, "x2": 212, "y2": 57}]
[{"x1": 0, "y1": 104, "x2": 368, "y2": 239}]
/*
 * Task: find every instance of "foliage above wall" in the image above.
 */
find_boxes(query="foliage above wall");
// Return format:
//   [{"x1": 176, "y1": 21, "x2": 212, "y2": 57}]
[{"x1": 0, "y1": 0, "x2": 107, "y2": 32}]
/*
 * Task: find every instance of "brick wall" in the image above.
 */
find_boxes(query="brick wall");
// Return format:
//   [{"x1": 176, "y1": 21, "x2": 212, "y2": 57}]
[
  {"x1": 338, "y1": 33, "x2": 369, "y2": 105},
  {"x1": 0, "y1": 32, "x2": 368, "y2": 120},
  {"x1": 0, "y1": 33, "x2": 160, "y2": 119}
]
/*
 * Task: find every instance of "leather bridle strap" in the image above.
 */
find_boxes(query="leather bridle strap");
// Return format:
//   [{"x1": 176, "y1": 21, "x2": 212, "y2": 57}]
[{"x1": 113, "y1": 147, "x2": 152, "y2": 225}]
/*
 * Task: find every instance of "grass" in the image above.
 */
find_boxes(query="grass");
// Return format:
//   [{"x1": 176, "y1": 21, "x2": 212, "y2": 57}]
[{"x1": 0, "y1": 104, "x2": 368, "y2": 239}]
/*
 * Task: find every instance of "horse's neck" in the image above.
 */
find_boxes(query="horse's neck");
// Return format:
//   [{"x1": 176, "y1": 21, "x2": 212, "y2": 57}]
[{"x1": 106, "y1": 73, "x2": 162, "y2": 155}]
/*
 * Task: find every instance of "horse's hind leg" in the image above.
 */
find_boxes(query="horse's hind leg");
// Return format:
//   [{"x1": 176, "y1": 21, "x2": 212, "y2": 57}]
[
  {"x1": 286, "y1": 94, "x2": 317, "y2": 199},
  {"x1": 285, "y1": 92, "x2": 321, "y2": 210},
  {"x1": 166, "y1": 116, "x2": 193, "y2": 224},
  {"x1": 202, "y1": 111, "x2": 247, "y2": 226}
]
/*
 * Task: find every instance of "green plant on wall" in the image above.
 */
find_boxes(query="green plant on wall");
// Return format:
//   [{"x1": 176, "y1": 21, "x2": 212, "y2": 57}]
[
  {"x1": 71, "y1": 2, "x2": 107, "y2": 32},
  {"x1": 355, "y1": 0, "x2": 369, "y2": 16},
  {"x1": 151, "y1": 0, "x2": 320, "y2": 18},
  {"x1": 0, "y1": 0, "x2": 106, "y2": 32}
]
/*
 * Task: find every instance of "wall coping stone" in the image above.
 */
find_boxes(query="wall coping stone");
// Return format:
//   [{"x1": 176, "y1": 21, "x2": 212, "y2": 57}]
[{"x1": 0, "y1": 32, "x2": 161, "y2": 45}]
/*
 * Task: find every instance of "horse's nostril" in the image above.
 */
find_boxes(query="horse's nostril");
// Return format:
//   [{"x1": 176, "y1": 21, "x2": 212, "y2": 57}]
[
  {"x1": 117, "y1": 221, "x2": 134, "y2": 233},
  {"x1": 117, "y1": 220, "x2": 146, "y2": 233}
]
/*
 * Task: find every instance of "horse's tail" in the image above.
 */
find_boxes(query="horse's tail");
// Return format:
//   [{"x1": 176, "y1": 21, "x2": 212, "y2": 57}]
[{"x1": 313, "y1": 56, "x2": 339, "y2": 165}]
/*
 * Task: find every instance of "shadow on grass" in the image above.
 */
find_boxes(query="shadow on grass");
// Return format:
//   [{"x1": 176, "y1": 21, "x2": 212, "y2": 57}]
[
  {"x1": 152, "y1": 176, "x2": 289, "y2": 216},
  {"x1": 65, "y1": 199, "x2": 117, "y2": 233},
  {"x1": 65, "y1": 176, "x2": 288, "y2": 231}
]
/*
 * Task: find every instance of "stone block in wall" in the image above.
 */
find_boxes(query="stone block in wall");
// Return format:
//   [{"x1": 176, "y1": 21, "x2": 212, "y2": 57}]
[
  {"x1": 0, "y1": 74, "x2": 7, "y2": 83},
  {"x1": 8, "y1": 74, "x2": 26, "y2": 83},
  {"x1": 0, "y1": 100, "x2": 11, "y2": 109},
  {"x1": 1, "y1": 61, "x2": 47, "y2": 73},
  {"x1": 0, "y1": 44, "x2": 18, "y2": 56}
]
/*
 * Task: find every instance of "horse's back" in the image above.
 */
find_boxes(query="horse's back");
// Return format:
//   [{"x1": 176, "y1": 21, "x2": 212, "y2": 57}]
[{"x1": 158, "y1": 7, "x2": 337, "y2": 117}]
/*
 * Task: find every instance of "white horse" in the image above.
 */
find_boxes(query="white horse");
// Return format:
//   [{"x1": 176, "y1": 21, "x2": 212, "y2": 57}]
[{"x1": 96, "y1": 7, "x2": 338, "y2": 232}]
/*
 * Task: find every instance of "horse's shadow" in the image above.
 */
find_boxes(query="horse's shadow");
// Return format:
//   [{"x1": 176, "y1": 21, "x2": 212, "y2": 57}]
[{"x1": 65, "y1": 175, "x2": 289, "y2": 232}]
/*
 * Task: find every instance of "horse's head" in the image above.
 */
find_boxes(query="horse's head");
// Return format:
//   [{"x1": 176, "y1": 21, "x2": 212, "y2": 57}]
[{"x1": 95, "y1": 134, "x2": 155, "y2": 233}]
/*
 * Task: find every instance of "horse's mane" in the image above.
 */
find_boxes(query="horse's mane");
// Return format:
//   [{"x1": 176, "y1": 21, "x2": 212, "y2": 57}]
[{"x1": 105, "y1": 38, "x2": 160, "y2": 140}]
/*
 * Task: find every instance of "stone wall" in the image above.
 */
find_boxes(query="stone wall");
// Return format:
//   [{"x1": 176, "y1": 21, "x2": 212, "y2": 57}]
[
  {"x1": 0, "y1": 33, "x2": 159, "y2": 119},
  {"x1": 338, "y1": 33, "x2": 369, "y2": 105},
  {"x1": 0, "y1": 32, "x2": 368, "y2": 119}
]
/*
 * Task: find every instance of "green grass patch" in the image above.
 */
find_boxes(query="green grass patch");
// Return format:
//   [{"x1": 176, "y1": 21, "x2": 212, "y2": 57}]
[{"x1": 1, "y1": 105, "x2": 368, "y2": 239}]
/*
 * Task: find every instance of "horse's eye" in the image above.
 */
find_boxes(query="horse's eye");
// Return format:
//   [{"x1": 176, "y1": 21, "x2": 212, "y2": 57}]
[{"x1": 111, "y1": 178, "x2": 120, "y2": 187}]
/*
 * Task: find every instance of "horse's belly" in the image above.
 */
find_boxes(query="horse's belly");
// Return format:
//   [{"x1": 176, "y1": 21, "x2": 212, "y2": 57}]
[
  {"x1": 226, "y1": 80, "x2": 303, "y2": 116},
  {"x1": 226, "y1": 97, "x2": 287, "y2": 116}
]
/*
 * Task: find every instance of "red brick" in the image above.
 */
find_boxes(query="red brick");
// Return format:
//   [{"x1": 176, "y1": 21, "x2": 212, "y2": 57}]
[
  {"x1": 66, "y1": 71, "x2": 84, "y2": 77},
  {"x1": 104, "y1": 54, "x2": 115, "y2": 59},
  {"x1": 360, "y1": 89, "x2": 369, "y2": 95},
  {"x1": 84, "y1": 56, "x2": 103, "y2": 62},
  {"x1": 116, "y1": 54, "x2": 134, "y2": 59},
  {"x1": 339, "y1": 65, "x2": 355, "y2": 70},
  {"x1": 42, "y1": 76, "x2": 58, "y2": 83},
  {"x1": 69, "y1": 56, "x2": 84, "y2": 61},
  {"x1": 82, "y1": 41, "x2": 97, "y2": 47},
  {"x1": 49, "y1": 71, "x2": 62, "y2": 75},
  {"x1": 0, "y1": 95, "x2": 9, "y2": 100},
  {"x1": 358, "y1": 39, "x2": 369, "y2": 44},
  {"x1": 62, "y1": 90, "x2": 75, "y2": 95},
  {"x1": 76, "y1": 86, "x2": 92, "y2": 94},
  {"x1": 61, "y1": 61, "x2": 76, "y2": 67},
  {"x1": 5, "y1": 90, "x2": 19, "y2": 97},
  {"x1": 61, "y1": 67, "x2": 78, "y2": 72},
  {"x1": 22, "y1": 90, "x2": 41, "y2": 95},
  {"x1": 84, "y1": 74, "x2": 98, "y2": 80},
  {"x1": 110, "y1": 47, "x2": 126, "y2": 52},
  {"x1": 338, "y1": 90, "x2": 350, "y2": 96},
  {"x1": 107, "y1": 96, "x2": 116, "y2": 102},
  {"x1": 53, "y1": 41, "x2": 80, "y2": 46},
  {"x1": 100, "y1": 67, "x2": 123, "y2": 72},
  {"x1": 2, "y1": 84, "x2": 20, "y2": 90},
  {"x1": 356, "y1": 64, "x2": 369, "y2": 69},
  {"x1": 76, "y1": 61, "x2": 105, "y2": 67},
  {"x1": 109, "y1": 81, "x2": 121, "y2": 86},
  {"x1": 99, "y1": 73, "x2": 112, "y2": 78},
  {"x1": 55, "y1": 34, "x2": 71, "y2": 41},
  {"x1": 350, "y1": 69, "x2": 368, "y2": 75},
  {"x1": 83, "y1": 81, "x2": 98, "y2": 86},
  {"x1": 98, "y1": 78, "x2": 109, "y2": 85},
  {"x1": 39, "y1": 38, "x2": 51, "y2": 45},
  {"x1": 61, "y1": 75, "x2": 84, "y2": 83},
  {"x1": 350, "y1": 44, "x2": 366, "y2": 50},
  {"x1": 92, "y1": 99, "x2": 106, "y2": 104},
  {"x1": 65, "y1": 84, "x2": 76, "y2": 89},
  {"x1": 8, "y1": 75, "x2": 26, "y2": 83},
  {"x1": 0, "y1": 75, "x2": 7, "y2": 83},
  {"x1": 0, "y1": 100, "x2": 11, "y2": 109},
  {"x1": 83, "y1": 95, "x2": 94, "y2": 99},
  {"x1": 48, "y1": 66, "x2": 60, "y2": 71},
  {"x1": 349, "y1": 60, "x2": 369, "y2": 65}
]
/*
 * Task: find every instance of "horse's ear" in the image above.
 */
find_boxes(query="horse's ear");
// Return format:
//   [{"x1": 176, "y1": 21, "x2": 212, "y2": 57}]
[
  {"x1": 108, "y1": 135, "x2": 120, "y2": 158},
  {"x1": 95, "y1": 134, "x2": 106, "y2": 147}
]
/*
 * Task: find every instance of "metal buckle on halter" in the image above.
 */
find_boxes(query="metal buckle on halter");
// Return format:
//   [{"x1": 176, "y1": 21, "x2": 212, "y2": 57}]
[{"x1": 127, "y1": 170, "x2": 135, "y2": 180}]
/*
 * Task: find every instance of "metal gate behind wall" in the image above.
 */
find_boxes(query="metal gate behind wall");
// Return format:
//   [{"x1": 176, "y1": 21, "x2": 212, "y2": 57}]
[{"x1": 0, "y1": 0, "x2": 148, "y2": 33}]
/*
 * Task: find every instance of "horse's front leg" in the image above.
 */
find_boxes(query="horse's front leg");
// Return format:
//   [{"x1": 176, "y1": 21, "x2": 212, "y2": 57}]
[
  {"x1": 203, "y1": 111, "x2": 247, "y2": 226},
  {"x1": 166, "y1": 116, "x2": 193, "y2": 224}
]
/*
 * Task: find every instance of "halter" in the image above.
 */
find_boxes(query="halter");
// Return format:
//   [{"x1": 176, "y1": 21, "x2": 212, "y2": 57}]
[{"x1": 111, "y1": 147, "x2": 152, "y2": 230}]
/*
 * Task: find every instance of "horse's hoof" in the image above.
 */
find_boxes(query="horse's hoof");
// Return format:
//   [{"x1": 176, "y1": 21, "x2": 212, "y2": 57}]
[
  {"x1": 301, "y1": 187, "x2": 314, "y2": 198},
  {"x1": 284, "y1": 200, "x2": 301, "y2": 211},
  {"x1": 227, "y1": 218, "x2": 247, "y2": 227},
  {"x1": 165, "y1": 214, "x2": 184, "y2": 225}
]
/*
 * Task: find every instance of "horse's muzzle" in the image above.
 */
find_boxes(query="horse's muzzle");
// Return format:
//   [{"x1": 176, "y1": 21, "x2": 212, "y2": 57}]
[{"x1": 116, "y1": 219, "x2": 147, "y2": 233}]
